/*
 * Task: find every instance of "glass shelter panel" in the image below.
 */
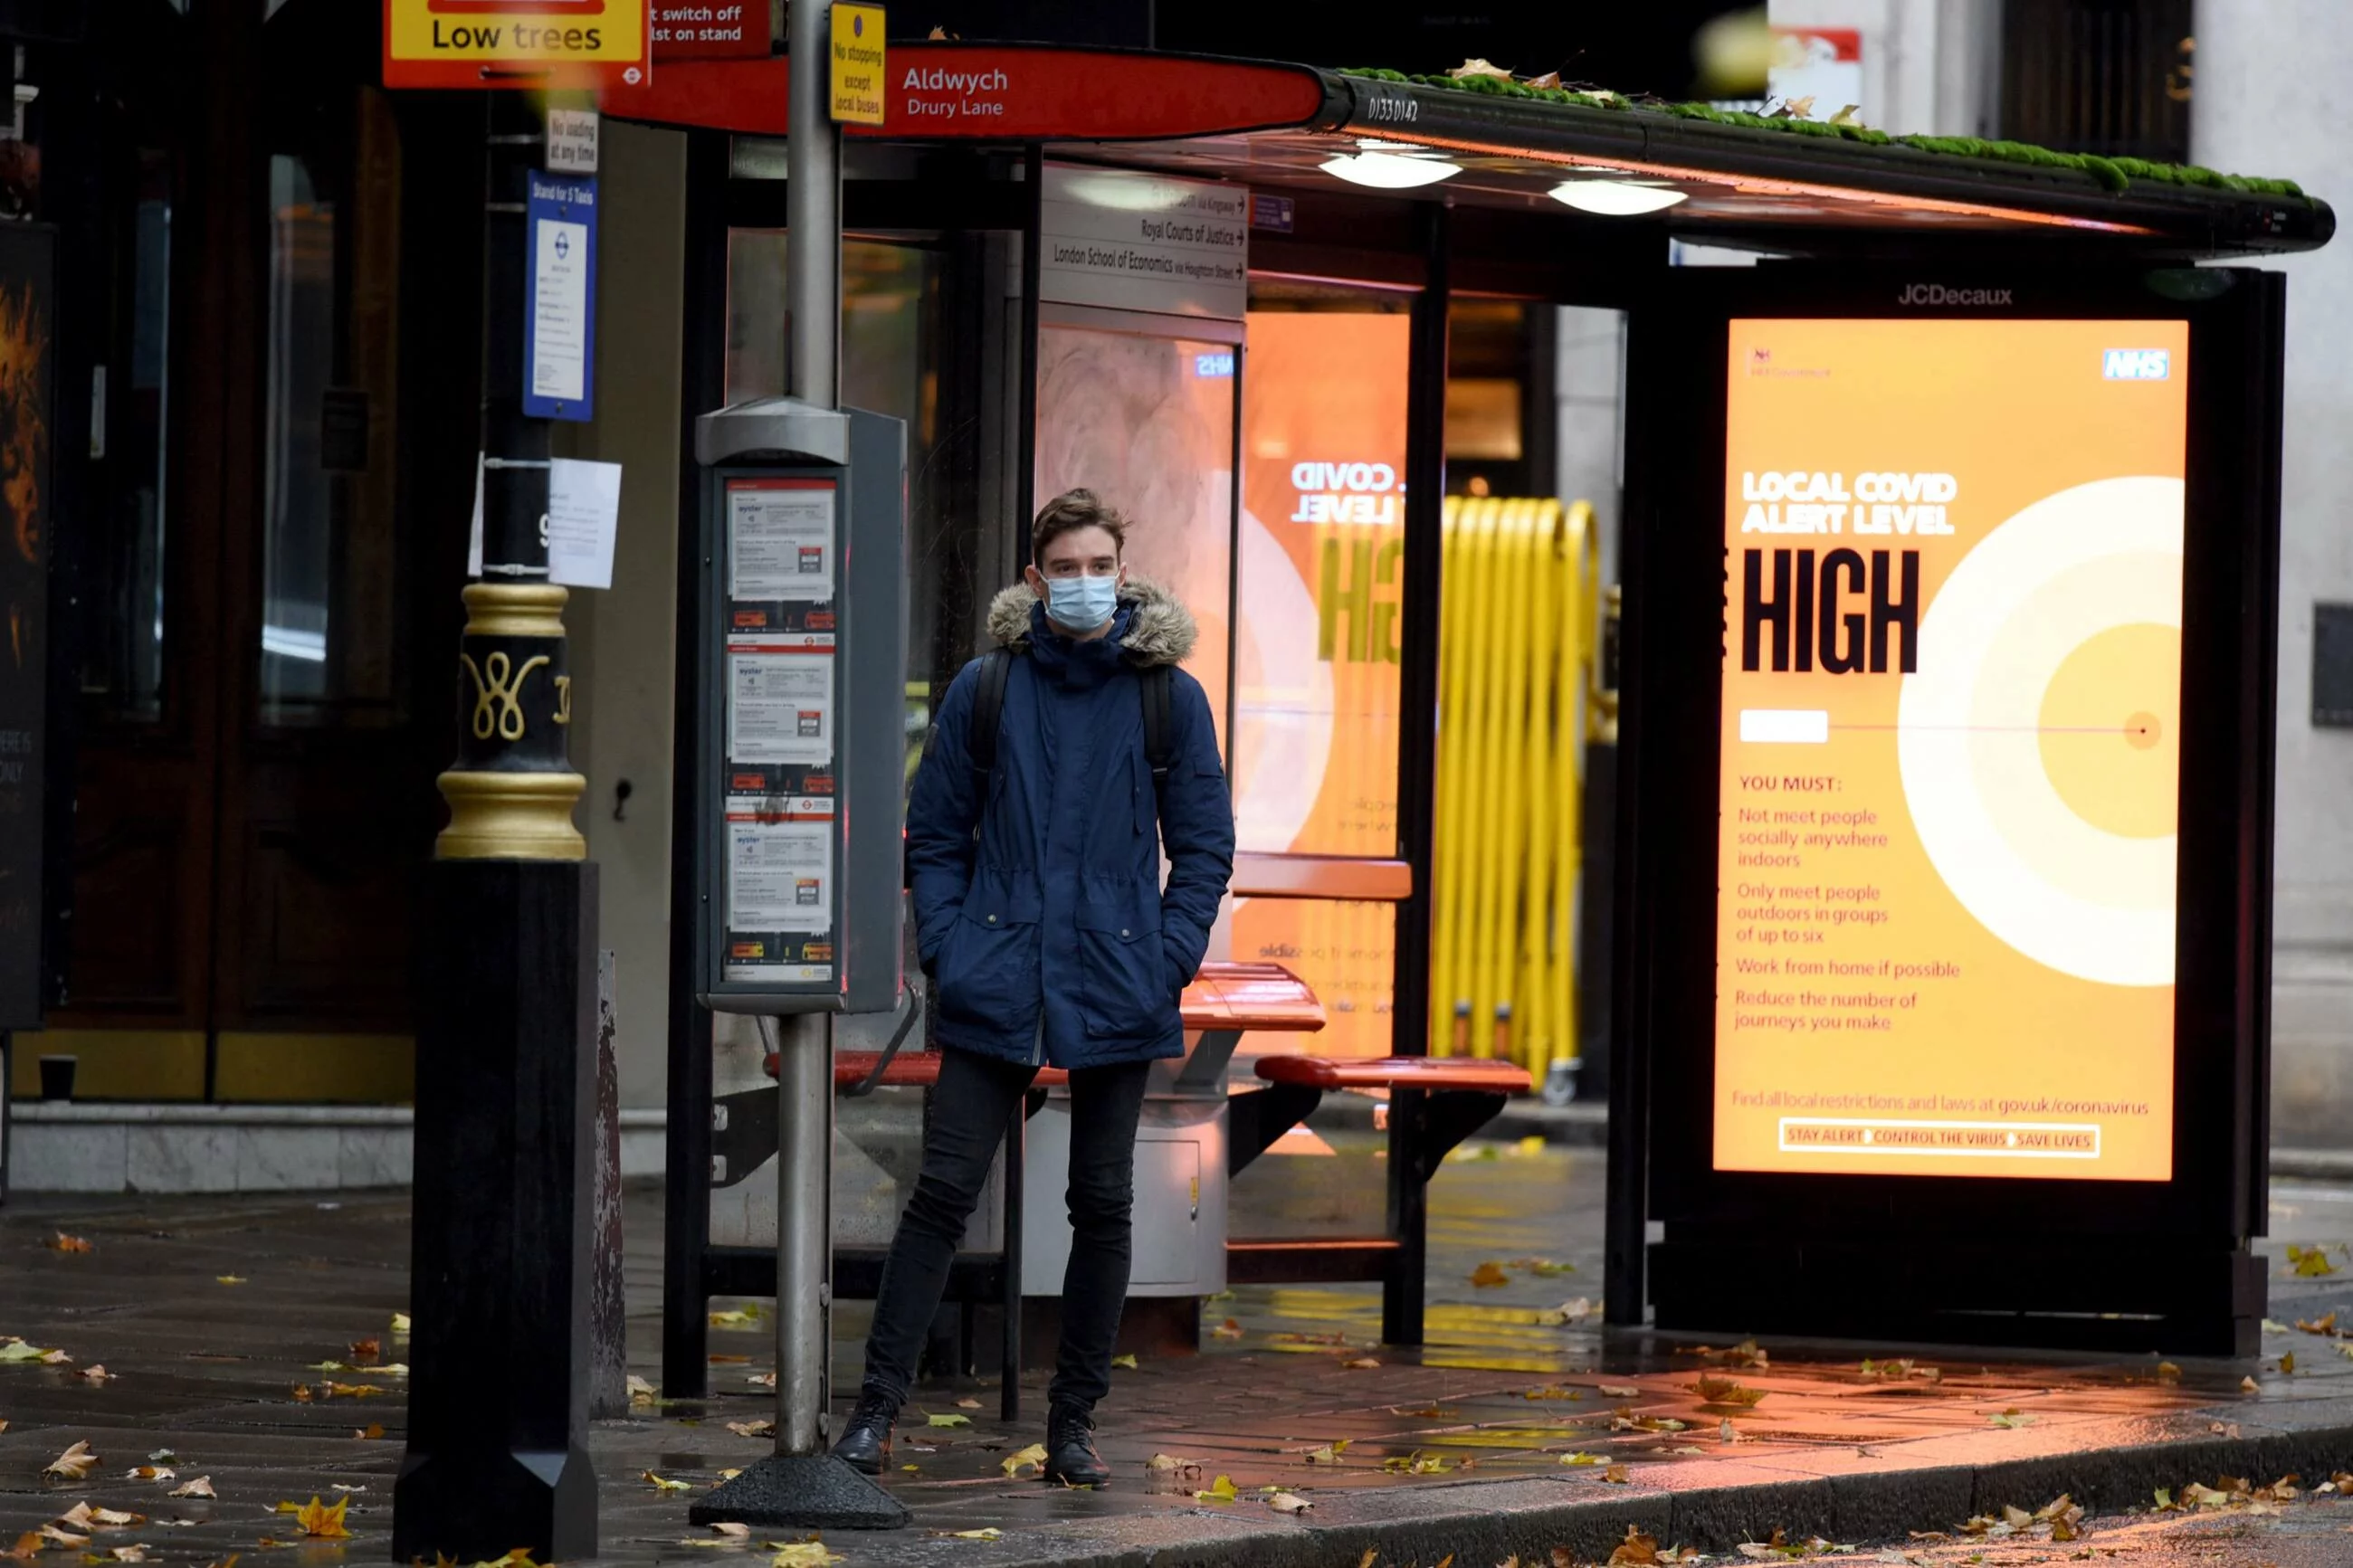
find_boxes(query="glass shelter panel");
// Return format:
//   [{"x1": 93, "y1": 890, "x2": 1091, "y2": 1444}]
[
  {"x1": 1033, "y1": 322, "x2": 1236, "y2": 758},
  {"x1": 1227, "y1": 292, "x2": 1413, "y2": 1059}
]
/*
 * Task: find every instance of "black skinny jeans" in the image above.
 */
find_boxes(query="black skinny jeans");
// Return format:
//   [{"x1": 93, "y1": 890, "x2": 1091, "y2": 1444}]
[{"x1": 857, "y1": 1045, "x2": 1150, "y2": 1416}]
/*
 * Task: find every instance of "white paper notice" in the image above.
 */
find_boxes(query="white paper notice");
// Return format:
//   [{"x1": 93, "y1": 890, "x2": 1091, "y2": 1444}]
[
  {"x1": 466, "y1": 451, "x2": 484, "y2": 577},
  {"x1": 532, "y1": 217, "x2": 591, "y2": 404},
  {"x1": 548, "y1": 457, "x2": 623, "y2": 589},
  {"x1": 728, "y1": 652, "x2": 834, "y2": 765},
  {"x1": 729, "y1": 483, "x2": 835, "y2": 601},
  {"x1": 729, "y1": 819, "x2": 834, "y2": 932}
]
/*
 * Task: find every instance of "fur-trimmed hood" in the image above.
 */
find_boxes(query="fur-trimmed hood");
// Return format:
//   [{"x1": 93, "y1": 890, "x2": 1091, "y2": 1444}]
[{"x1": 983, "y1": 577, "x2": 1198, "y2": 668}]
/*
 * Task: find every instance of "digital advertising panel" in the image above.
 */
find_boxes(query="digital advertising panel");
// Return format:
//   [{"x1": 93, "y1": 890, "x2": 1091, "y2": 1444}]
[
  {"x1": 1229, "y1": 308, "x2": 1413, "y2": 1057},
  {"x1": 1714, "y1": 317, "x2": 2190, "y2": 1183}
]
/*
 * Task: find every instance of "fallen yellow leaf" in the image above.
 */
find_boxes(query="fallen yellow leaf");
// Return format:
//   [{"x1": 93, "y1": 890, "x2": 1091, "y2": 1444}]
[
  {"x1": 927, "y1": 1412, "x2": 969, "y2": 1429},
  {"x1": 1209, "y1": 1318, "x2": 1243, "y2": 1340},
  {"x1": 2282, "y1": 1353, "x2": 2298, "y2": 1374},
  {"x1": 725, "y1": 1418, "x2": 775, "y2": 1439},
  {"x1": 2287, "y1": 1244, "x2": 2339, "y2": 1278},
  {"x1": 1560, "y1": 1452, "x2": 1605, "y2": 1467},
  {"x1": 77, "y1": 1366, "x2": 113, "y2": 1385},
  {"x1": 643, "y1": 1472, "x2": 692, "y2": 1493},
  {"x1": 1111, "y1": 1354, "x2": 1138, "y2": 1370},
  {"x1": 356, "y1": 1424, "x2": 386, "y2": 1440},
  {"x1": 1599, "y1": 1384, "x2": 1642, "y2": 1397},
  {"x1": 37, "y1": 1526, "x2": 89, "y2": 1549},
  {"x1": 86, "y1": 1511, "x2": 139, "y2": 1530},
  {"x1": 2241, "y1": 1374, "x2": 2262, "y2": 1393},
  {"x1": 1608, "y1": 1526, "x2": 1662, "y2": 1566},
  {"x1": 124, "y1": 1467, "x2": 174, "y2": 1483},
  {"x1": 1268, "y1": 1491, "x2": 1312, "y2": 1514},
  {"x1": 627, "y1": 1374, "x2": 659, "y2": 1407},
  {"x1": 1447, "y1": 57, "x2": 1515, "y2": 81},
  {"x1": 390, "y1": 1312, "x2": 411, "y2": 1335},
  {"x1": 293, "y1": 1497, "x2": 349, "y2": 1541},
  {"x1": 1691, "y1": 1374, "x2": 1765, "y2": 1407},
  {"x1": 1000, "y1": 1443, "x2": 1048, "y2": 1478},
  {"x1": 1302, "y1": 1440, "x2": 1350, "y2": 1464},
  {"x1": 48, "y1": 1234, "x2": 93, "y2": 1254},
  {"x1": 1342, "y1": 1357, "x2": 1382, "y2": 1370},
  {"x1": 1147, "y1": 1454, "x2": 1199, "y2": 1474},
  {"x1": 1194, "y1": 1475, "x2": 1238, "y2": 1504},
  {"x1": 0, "y1": 1341, "x2": 52, "y2": 1364},
  {"x1": 169, "y1": 1478, "x2": 215, "y2": 1499},
  {"x1": 1, "y1": 1533, "x2": 37, "y2": 1562},
  {"x1": 2156, "y1": 1361, "x2": 2182, "y2": 1380},
  {"x1": 710, "y1": 1308, "x2": 760, "y2": 1328},
  {"x1": 767, "y1": 1544, "x2": 841, "y2": 1567},
  {"x1": 955, "y1": 1398, "x2": 982, "y2": 1409},
  {"x1": 1603, "y1": 1465, "x2": 1630, "y2": 1484},
  {"x1": 1470, "y1": 1261, "x2": 1510, "y2": 1288},
  {"x1": 1988, "y1": 1409, "x2": 2037, "y2": 1429},
  {"x1": 44, "y1": 1442, "x2": 100, "y2": 1481},
  {"x1": 946, "y1": 1529, "x2": 1000, "y2": 1541},
  {"x1": 216, "y1": 1278, "x2": 245, "y2": 1287}
]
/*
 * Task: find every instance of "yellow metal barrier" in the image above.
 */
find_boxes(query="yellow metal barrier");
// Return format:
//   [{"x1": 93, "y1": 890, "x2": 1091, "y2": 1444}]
[{"x1": 1431, "y1": 497, "x2": 1603, "y2": 1071}]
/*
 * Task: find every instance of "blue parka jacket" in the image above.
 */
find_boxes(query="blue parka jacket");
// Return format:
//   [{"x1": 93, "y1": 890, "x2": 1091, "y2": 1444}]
[{"x1": 907, "y1": 578, "x2": 1236, "y2": 1069}]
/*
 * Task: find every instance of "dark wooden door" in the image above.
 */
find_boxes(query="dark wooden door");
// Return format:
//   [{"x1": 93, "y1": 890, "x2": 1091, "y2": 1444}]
[{"x1": 55, "y1": 0, "x2": 474, "y2": 1095}]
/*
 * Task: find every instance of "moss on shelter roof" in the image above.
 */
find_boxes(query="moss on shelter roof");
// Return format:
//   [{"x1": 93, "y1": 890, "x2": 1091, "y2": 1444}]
[{"x1": 1338, "y1": 68, "x2": 2306, "y2": 200}]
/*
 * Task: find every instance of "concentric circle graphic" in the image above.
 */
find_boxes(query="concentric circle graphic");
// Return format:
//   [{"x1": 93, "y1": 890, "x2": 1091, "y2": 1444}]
[{"x1": 1896, "y1": 476, "x2": 2183, "y2": 986}]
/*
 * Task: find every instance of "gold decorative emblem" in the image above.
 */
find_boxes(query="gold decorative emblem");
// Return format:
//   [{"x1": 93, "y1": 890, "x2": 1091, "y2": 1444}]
[
  {"x1": 553, "y1": 673, "x2": 573, "y2": 726},
  {"x1": 460, "y1": 649, "x2": 552, "y2": 741}
]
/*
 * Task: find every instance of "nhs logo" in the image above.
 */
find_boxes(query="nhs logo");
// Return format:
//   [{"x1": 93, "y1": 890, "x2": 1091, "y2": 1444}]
[{"x1": 2102, "y1": 348, "x2": 2171, "y2": 380}]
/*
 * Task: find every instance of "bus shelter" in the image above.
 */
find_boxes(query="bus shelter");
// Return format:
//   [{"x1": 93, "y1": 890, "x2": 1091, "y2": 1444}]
[{"x1": 612, "y1": 45, "x2": 2331, "y2": 1385}]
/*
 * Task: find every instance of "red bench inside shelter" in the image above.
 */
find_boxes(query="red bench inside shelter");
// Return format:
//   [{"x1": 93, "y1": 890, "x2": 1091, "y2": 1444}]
[{"x1": 750, "y1": 961, "x2": 1527, "y2": 1411}]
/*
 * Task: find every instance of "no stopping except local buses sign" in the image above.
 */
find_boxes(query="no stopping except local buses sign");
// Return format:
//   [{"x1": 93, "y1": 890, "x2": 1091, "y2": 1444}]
[
  {"x1": 829, "y1": 4, "x2": 886, "y2": 125},
  {"x1": 385, "y1": 0, "x2": 651, "y2": 90}
]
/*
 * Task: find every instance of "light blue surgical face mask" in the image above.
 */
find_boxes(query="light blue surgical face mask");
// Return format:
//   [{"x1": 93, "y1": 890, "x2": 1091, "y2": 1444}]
[{"x1": 1043, "y1": 573, "x2": 1119, "y2": 632}]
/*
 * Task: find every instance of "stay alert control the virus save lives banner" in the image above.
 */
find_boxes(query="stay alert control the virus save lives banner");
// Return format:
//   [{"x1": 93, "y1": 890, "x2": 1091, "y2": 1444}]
[{"x1": 1716, "y1": 317, "x2": 2189, "y2": 1182}]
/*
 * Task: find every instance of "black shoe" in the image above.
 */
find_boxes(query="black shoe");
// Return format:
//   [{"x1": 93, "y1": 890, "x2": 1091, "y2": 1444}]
[
  {"x1": 831, "y1": 1391, "x2": 898, "y2": 1476},
  {"x1": 1042, "y1": 1402, "x2": 1109, "y2": 1487}
]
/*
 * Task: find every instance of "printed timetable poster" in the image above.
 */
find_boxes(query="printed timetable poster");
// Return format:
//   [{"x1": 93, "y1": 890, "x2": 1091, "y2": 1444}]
[{"x1": 1715, "y1": 318, "x2": 2190, "y2": 1183}]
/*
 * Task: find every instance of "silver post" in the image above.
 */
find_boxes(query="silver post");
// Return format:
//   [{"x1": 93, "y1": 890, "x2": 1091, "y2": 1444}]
[
  {"x1": 786, "y1": 0, "x2": 840, "y2": 411},
  {"x1": 772, "y1": 1012, "x2": 834, "y2": 1453},
  {"x1": 775, "y1": 0, "x2": 842, "y2": 1460}
]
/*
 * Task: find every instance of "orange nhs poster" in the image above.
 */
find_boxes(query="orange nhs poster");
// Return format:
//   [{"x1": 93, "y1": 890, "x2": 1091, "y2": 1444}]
[{"x1": 1715, "y1": 318, "x2": 2188, "y2": 1182}]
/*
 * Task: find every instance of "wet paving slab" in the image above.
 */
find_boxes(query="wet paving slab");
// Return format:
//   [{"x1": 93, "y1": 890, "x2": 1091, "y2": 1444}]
[{"x1": 5, "y1": 1144, "x2": 2353, "y2": 1565}]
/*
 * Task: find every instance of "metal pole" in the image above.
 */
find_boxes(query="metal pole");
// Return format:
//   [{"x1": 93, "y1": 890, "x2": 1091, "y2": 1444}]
[
  {"x1": 788, "y1": 0, "x2": 840, "y2": 410},
  {"x1": 778, "y1": 0, "x2": 842, "y2": 1455},
  {"x1": 774, "y1": 1013, "x2": 835, "y2": 1453}
]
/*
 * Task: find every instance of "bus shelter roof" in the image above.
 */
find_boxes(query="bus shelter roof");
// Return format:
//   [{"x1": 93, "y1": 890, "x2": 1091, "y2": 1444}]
[{"x1": 605, "y1": 44, "x2": 2333, "y2": 261}]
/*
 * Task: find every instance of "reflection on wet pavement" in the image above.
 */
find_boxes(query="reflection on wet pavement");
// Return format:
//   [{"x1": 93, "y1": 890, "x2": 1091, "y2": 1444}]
[{"x1": 5, "y1": 1133, "x2": 2353, "y2": 1564}]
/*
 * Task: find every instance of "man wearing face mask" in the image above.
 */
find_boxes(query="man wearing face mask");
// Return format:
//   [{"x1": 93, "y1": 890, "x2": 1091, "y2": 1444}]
[{"x1": 833, "y1": 489, "x2": 1235, "y2": 1486}]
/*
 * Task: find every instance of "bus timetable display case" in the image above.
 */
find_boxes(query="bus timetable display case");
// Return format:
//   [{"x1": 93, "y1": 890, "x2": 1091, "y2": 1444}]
[{"x1": 1615, "y1": 266, "x2": 2285, "y2": 1354}]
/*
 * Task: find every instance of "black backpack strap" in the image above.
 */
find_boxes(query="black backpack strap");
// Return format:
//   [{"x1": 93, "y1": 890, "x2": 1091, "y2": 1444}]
[
  {"x1": 1139, "y1": 664, "x2": 1175, "y2": 796},
  {"x1": 967, "y1": 647, "x2": 1015, "y2": 799}
]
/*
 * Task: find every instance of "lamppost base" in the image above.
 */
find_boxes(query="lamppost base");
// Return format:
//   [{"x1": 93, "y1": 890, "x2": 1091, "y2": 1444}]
[
  {"x1": 689, "y1": 1455, "x2": 912, "y2": 1531},
  {"x1": 392, "y1": 1443, "x2": 598, "y2": 1563}
]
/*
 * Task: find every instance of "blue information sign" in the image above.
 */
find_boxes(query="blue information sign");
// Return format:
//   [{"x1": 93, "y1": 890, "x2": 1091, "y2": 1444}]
[{"x1": 524, "y1": 172, "x2": 597, "y2": 423}]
